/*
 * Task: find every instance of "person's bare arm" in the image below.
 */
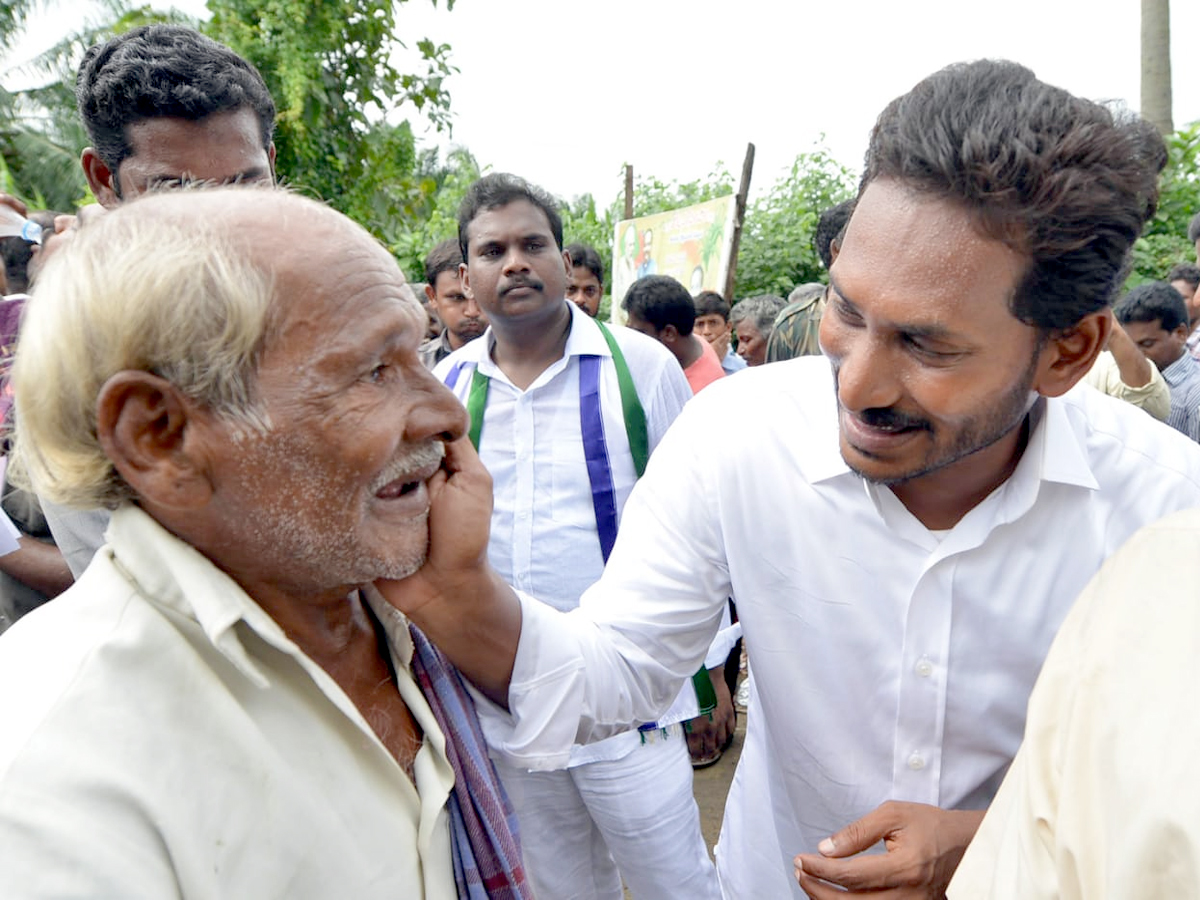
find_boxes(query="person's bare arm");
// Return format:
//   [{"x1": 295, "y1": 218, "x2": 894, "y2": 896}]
[
  {"x1": 374, "y1": 436, "x2": 522, "y2": 706},
  {"x1": 1107, "y1": 318, "x2": 1154, "y2": 388},
  {"x1": 0, "y1": 536, "x2": 73, "y2": 597},
  {"x1": 794, "y1": 801, "x2": 984, "y2": 899}
]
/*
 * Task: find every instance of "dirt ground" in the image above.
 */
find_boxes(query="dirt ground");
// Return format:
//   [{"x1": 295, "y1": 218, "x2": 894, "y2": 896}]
[{"x1": 691, "y1": 708, "x2": 744, "y2": 856}]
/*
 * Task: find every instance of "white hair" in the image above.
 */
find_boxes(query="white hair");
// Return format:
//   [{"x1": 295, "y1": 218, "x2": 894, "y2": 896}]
[
  {"x1": 730, "y1": 293, "x2": 787, "y2": 335},
  {"x1": 10, "y1": 197, "x2": 274, "y2": 509}
]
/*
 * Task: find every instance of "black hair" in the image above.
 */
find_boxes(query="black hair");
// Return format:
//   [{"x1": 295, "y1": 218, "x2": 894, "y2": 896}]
[
  {"x1": 621, "y1": 275, "x2": 696, "y2": 335},
  {"x1": 1114, "y1": 281, "x2": 1189, "y2": 332},
  {"x1": 565, "y1": 242, "x2": 603, "y2": 285},
  {"x1": 863, "y1": 59, "x2": 1166, "y2": 331},
  {"x1": 76, "y1": 25, "x2": 275, "y2": 179},
  {"x1": 1167, "y1": 263, "x2": 1200, "y2": 291},
  {"x1": 424, "y1": 237, "x2": 464, "y2": 286},
  {"x1": 814, "y1": 199, "x2": 855, "y2": 270},
  {"x1": 0, "y1": 237, "x2": 34, "y2": 294},
  {"x1": 693, "y1": 290, "x2": 731, "y2": 321},
  {"x1": 458, "y1": 173, "x2": 564, "y2": 258}
]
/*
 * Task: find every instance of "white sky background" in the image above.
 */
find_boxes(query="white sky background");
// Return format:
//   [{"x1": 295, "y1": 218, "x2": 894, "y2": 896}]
[{"x1": 6, "y1": 0, "x2": 1200, "y2": 207}]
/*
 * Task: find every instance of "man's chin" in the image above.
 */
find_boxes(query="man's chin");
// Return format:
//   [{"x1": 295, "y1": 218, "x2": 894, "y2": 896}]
[
  {"x1": 840, "y1": 437, "x2": 926, "y2": 487},
  {"x1": 373, "y1": 550, "x2": 428, "y2": 584}
]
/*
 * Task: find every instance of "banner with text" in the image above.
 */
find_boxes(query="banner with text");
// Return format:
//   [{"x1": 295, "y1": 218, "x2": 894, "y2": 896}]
[{"x1": 610, "y1": 194, "x2": 736, "y2": 325}]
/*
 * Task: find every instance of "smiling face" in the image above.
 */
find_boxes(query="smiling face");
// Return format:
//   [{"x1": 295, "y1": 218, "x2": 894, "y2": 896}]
[
  {"x1": 85, "y1": 107, "x2": 275, "y2": 208},
  {"x1": 820, "y1": 179, "x2": 1045, "y2": 491},
  {"x1": 461, "y1": 199, "x2": 571, "y2": 328},
  {"x1": 205, "y1": 209, "x2": 468, "y2": 596}
]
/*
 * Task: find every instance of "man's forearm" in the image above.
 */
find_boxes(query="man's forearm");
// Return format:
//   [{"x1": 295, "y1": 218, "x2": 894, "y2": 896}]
[
  {"x1": 1108, "y1": 323, "x2": 1154, "y2": 387},
  {"x1": 382, "y1": 566, "x2": 523, "y2": 707},
  {"x1": 0, "y1": 537, "x2": 73, "y2": 597}
]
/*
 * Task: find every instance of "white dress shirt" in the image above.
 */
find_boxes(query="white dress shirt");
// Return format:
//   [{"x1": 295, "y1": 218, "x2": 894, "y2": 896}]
[
  {"x1": 478, "y1": 355, "x2": 1200, "y2": 898},
  {"x1": 950, "y1": 506, "x2": 1200, "y2": 899},
  {"x1": 436, "y1": 302, "x2": 697, "y2": 764},
  {"x1": 0, "y1": 505, "x2": 458, "y2": 898},
  {"x1": 435, "y1": 302, "x2": 692, "y2": 612}
]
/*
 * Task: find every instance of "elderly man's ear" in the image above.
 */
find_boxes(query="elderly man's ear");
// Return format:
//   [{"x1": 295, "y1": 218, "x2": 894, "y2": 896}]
[{"x1": 96, "y1": 372, "x2": 216, "y2": 510}]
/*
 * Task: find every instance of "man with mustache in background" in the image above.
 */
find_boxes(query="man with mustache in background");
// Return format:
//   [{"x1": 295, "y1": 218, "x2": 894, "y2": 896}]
[{"x1": 434, "y1": 173, "x2": 722, "y2": 900}]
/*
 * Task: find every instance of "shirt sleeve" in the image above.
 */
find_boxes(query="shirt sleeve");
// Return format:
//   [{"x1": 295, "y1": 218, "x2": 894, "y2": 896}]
[
  {"x1": 1083, "y1": 351, "x2": 1171, "y2": 422},
  {"x1": 474, "y1": 393, "x2": 732, "y2": 769},
  {"x1": 636, "y1": 344, "x2": 693, "y2": 451}
]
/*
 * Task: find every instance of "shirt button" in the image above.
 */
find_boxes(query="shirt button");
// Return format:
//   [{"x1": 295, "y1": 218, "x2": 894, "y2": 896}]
[
  {"x1": 914, "y1": 657, "x2": 934, "y2": 678},
  {"x1": 907, "y1": 752, "x2": 926, "y2": 771}
]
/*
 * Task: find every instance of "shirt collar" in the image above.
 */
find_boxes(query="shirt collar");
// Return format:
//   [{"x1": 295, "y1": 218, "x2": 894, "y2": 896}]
[
  {"x1": 473, "y1": 300, "x2": 610, "y2": 379},
  {"x1": 105, "y1": 505, "x2": 414, "y2": 686},
  {"x1": 798, "y1": 387, "x2": 1099, "y2": 495},
  {"x1": 791, "y1": 360, "x2": 850, "y2": 484},
  {"x1": 1004, "y1": 394, "x2": 1099, "y2": 492},
  {"x1": 1163, "y1": 350, "x2": 1196, "y2": 385}
]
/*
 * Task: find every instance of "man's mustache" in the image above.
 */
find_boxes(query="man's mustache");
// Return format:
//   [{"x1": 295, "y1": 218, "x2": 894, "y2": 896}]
[{"x1": 500, "y1": 276, "x2": 543, "y2": 296}]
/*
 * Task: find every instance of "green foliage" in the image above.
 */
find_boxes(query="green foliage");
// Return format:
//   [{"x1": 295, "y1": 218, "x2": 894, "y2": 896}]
[
  {"x1": 1, "y1": 1, "x2": 191, "y2": 211},
  {"x1": 204, "y1": 0, "x2": 457, "y2": 232},
  {"x1": 1130, "y1": 121, "x2": 1200, "y2": 285},
  {"x1": 560, "y1": 190, "x2": 613, "y2": 284},
  {"x1": 548, "y1": 153, "x2": 856, "y2": 309},
  {"x1": 629, "y1": 163, "x2": 735, "y2": 218},
  {"x1": 734, "y1": 147, "x2": 855, "y2": 298},
  {"x1": 388, "y1": 145, "x2": 480, "y2": 283}
]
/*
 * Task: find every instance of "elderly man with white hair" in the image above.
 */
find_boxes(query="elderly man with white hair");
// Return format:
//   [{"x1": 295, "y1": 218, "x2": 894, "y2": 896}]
[{"x1": 0, "y1": 187, "x2": 531, "y2": 899}]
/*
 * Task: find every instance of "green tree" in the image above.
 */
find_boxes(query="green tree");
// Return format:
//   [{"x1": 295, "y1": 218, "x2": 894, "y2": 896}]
[
  {"x1": 1130, "y1": 121, "x2": 1200, "y2": 284},
  {"x1": 733, "y1": 147, "x2": 855, "y2": 298},
  {"x1": 1, "y1": 1, "x2": 195, "y2": 210},
  {"x1": 204, "y1": 0, "x2": 457, "y2": 233},
  {"x1": 388, "y1": 144, "x2": 480, "y2": 283}
]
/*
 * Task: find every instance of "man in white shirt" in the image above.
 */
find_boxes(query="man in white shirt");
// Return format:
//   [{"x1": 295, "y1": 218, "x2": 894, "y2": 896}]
[
  {"x1": 384, "y1": 61, "x2": 1200, "y2": 899},
  {"x1": 434, "y1": 174, "x2": 720, "y2": 900},
  {"x1": 0, "y1": 188, "x2": 530, "y2": 898}
]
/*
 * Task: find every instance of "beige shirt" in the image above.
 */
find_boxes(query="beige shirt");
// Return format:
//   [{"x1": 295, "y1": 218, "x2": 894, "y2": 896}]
[
  {"x1": 1083, "y1": 349, "x2": 1171, "y2": 421},
  {"x1": 950, "y1": 506, "x2": 1200, "y2": 899},
  {"x1": 0, "y1": 504, "x2": 458, "y2": 898}
]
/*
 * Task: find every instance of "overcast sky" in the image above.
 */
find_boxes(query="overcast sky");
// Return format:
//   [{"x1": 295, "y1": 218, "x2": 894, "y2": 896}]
[{"x1": 8, "y1": 0, "x2": 1200, "y2": 206}]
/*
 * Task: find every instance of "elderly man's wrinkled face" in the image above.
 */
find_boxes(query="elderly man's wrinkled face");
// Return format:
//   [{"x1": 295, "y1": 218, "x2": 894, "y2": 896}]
[{"x1": 211, "y1": 217, "x2": 468, "y2": 591}]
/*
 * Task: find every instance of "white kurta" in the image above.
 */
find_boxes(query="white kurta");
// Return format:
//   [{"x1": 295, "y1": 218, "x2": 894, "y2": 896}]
[
  {"x1": 479, "y1": 355, "x2": 1200, "y2": 898},
  {"x1": 0, "y1": 505, "x2": 459, "y2": 899}
]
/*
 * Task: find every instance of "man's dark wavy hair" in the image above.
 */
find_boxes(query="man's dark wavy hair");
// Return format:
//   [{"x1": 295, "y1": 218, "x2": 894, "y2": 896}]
[
  {"x1": 458, "y1": 173, "x2": 564, "y2": 258},
  {"x1": 861, "y1": 59, "x2": 1166, "y2": 332},
  {"x1": 76, "y1": 25, "x2": 275, "y2": 177}
]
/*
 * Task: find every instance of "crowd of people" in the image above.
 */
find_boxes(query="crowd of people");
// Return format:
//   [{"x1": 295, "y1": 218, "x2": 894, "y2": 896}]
[{"x1": 1, "y1": 21, "x2": 1200, "y2": 900}]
